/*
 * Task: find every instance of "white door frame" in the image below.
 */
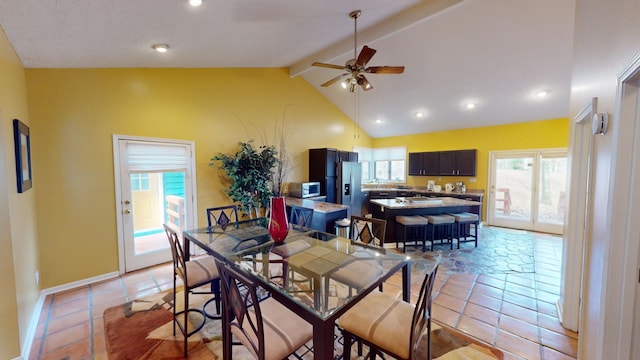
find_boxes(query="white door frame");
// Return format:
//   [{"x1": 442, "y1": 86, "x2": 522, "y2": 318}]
[
  {"x1": 595, "y1": 52, "x2": 640, "y2": 359},
  {"x1": 112, "y1": 134, "x2": 198, "y2": 274},
  {"x1": 559, "y1": 97, "x2": 597, "y2": 333}
]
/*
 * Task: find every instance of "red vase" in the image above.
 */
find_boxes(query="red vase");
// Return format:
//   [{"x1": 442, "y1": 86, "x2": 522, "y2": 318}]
[{"x1": 269, "y1": 196, "x2": 289, "y2": 243}]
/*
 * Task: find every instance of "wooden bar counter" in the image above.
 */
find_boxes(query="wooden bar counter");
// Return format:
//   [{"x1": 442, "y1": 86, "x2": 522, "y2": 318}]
[{"x1": 369, "y1": 197, "x2": 481, "y2": 244}]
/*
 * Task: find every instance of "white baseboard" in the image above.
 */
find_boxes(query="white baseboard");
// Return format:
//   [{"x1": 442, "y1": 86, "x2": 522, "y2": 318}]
[{"x1": 21, "y1": 271, "x2": 120, "y2": 359}]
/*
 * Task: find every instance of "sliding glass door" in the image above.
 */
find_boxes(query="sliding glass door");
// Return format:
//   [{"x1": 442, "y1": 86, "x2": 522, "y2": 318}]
[{"x1": 488, "y1": 149, "x2": 567, "y2": 234}]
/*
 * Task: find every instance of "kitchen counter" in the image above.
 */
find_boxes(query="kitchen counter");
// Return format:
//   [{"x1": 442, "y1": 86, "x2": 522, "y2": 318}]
[
  {"x1": 370, "y1": 197, "x2": 481, "y2": 210},
  {"x1": 285, "y1": 197, "x2": 348, "y2": 213},
  {"x1": 284, "y1": 197, "x2": 348, "y2": 233},
  {"x1": 364, "y1": 187, "x2": 484, "y2": 197},
  {"x1": 369, "y1": 196, "x2": 482, "y2": 243}
]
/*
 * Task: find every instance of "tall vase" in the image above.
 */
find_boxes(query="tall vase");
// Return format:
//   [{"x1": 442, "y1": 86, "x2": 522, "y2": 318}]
[{"x1": 269, "y1": 196, "x2": 289, "y2": 244}]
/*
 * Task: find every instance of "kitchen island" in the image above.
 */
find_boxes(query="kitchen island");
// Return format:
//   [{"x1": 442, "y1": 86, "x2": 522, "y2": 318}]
[
  {"x1": 284, "y1": 197, "x2": 349, "y2": 233},
  {"x1": 369, "y1": 197, "x2": 482, "y2": 243}
]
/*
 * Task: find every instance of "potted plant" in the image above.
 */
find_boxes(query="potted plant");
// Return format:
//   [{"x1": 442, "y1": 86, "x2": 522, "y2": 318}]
[{"x1": 210, "y1": 141, "x2": 277, "y2": 219}]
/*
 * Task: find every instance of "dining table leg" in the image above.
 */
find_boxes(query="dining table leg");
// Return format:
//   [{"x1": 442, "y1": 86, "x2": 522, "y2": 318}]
[
  {"x1": 312, "y1": 321, "x2": 335, "y2": 360},
  {"x1": 402, "y1": 262, "x2": 411, "y2": 302}
]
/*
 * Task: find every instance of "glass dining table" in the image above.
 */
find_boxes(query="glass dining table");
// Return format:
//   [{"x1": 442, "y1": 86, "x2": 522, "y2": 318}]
[{"x1": 183, "y1": 217, "x2": 412, "y2": 360}]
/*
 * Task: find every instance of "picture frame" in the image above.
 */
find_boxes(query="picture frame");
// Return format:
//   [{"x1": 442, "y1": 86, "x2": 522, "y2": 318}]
[{"x1": 13, "y1": 119, "x2": 32, "y2": 193}]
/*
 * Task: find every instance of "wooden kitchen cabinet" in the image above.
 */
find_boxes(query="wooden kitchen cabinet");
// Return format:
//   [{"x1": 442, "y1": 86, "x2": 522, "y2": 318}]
[
  {"x1": 438, "y1": 149, "x2": 477, "y2": 176},
  {"x1": 408, "y1": 152, "x2": 439, "y2": 176}
]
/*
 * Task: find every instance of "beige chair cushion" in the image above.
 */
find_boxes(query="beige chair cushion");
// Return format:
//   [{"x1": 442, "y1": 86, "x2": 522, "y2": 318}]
[
  {"x1": 270, "y1": 240, "x2": 311, "y2": 257},
  {"x1": 178, "y1": 256, "x2": 219, "y2": 288},
  {"x1": 338, "y1": 290, "x2": 414, "y2": 359},
  {"x1": 396, "y1": 215, "x2": 429, "y2": 226},
  {"x1": 331, "y1": 259, "x2": 385, "y2": 290},
  {"x1": 450, "y1": 212, "x2": 479, "y2": 222},
  {"x1": 231, "y1": 297, "x2": 313, "y2": 360},
  {"x1": 425, "y1": 214, "x2": 455, "y2": 225}
]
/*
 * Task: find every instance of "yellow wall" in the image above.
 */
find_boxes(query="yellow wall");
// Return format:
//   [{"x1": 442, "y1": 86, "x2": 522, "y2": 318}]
[
  {"x1": 0, "y1": 27, "x2": 38, "y2": 358},
  {"x1": 25, "y1": 68, "x2": 373, "y2": 288},
  {"x1": 374, "y1": 118, "x2": 570, "y2": 218}
]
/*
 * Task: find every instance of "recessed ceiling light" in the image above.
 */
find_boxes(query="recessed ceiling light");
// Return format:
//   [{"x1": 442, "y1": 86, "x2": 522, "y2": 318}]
[
  {"x1": 375, "y1": 119, "x2": 382, "y2": 124},
  {"x1": 465, "y1": 103, "x2": 476, "y2": 110},
  {"x1": 188, "y1": 0, "x2": 203, "y2": 6},
  {"x1": 152, "y1": 44, "x2": 169, "y2": 53},
  {"x1": 415, "y1": 112, "x2": 424, "y2": 118},
  {"x1": 535, "y1": 90, "x2": 549, "y2": 97}
]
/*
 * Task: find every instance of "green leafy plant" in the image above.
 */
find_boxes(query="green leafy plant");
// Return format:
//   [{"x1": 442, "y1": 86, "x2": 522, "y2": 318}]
[{"x1": 210, "y1": 141, "x2": 278, "y2": 218}]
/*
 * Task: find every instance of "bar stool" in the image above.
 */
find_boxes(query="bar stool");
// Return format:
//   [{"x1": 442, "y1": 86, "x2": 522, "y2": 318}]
[
  {"x1": 450, "y1": 212, "x2": 479, "y2": 248},
  {"x1": 395, "y1": 215, "x2": 430, "y2": 252},
  {"x1": 425, "y1": 214, "x2": 456, "y2": 250}
]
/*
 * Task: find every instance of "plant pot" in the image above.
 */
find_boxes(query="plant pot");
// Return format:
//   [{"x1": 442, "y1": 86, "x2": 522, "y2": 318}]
[{"x1": 269, "y1": 196, "x2": 289, "y2": 243}]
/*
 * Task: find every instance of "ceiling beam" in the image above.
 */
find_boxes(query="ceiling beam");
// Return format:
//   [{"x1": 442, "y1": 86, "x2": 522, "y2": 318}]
[{"x1": 288, "y1": 0, "x2": 464, "y2": 78}]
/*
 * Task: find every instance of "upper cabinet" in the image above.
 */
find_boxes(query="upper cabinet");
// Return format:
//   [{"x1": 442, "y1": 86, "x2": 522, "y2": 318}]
[
  {"x1": 408, "y1": 152, "x2": 439, "y2": 176},
  {"x1": 439, "y1": 149, "x2": 477, "y2": 176},
  {"x1": 408, "y1": 149, "x2": 477, "y2": 176}
]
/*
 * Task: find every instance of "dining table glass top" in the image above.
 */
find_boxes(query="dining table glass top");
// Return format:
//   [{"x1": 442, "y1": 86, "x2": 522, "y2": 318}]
[{"x1": 183, "y1": 217, "x2": 411, "y2": 320}]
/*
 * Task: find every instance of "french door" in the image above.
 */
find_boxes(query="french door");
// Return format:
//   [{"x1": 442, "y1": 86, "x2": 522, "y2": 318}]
[
  {"x1": 487, "y1": 149, "x2": 567, "y2": 234},
  {"x1": 113, "y1": 135, "x2": 197, "y2": 273}
]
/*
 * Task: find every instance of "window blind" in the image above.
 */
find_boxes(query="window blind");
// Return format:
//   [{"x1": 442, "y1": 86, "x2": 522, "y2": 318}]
[{"x1": 126, "y1": 141, "x2": 190, "y2": 173}]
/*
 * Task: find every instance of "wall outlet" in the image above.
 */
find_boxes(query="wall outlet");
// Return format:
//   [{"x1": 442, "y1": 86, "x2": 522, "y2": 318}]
[
  {"x1": 469, "y1": 177, "x2": 477, "y2": 183},
  {"x1": 35, "y1": 271, "x2": 40, "y2": 287},
  {"x1": 283, "y1": 184, "x2": 289, "y2": 194}
]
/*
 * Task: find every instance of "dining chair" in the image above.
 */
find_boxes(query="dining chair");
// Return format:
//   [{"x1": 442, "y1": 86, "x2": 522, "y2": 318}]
[
  {"x1": 268, "y1": 206, "x2": 315, "y2": 286},
  {"x1": 206, "y1": 204, "x2": 239, "y2": 227},
  {"x1": 289, "y1": 205, "x2": 314, "y2": 230},
  {"x1": 329, "y1": 216, "x2": 388, "y2": 302},
  {"x1": 163, "y1": 224, "x2": 222, "y2": 358},
  {"x1": 349, "y1": 215, "x2": 387, "y2": 247},
  {"x1": 214, "y1": 258, "x2": 314, "y2": 360},
  {"x1": 338, "y1": 263, "x2": 440, "y2": 360}
]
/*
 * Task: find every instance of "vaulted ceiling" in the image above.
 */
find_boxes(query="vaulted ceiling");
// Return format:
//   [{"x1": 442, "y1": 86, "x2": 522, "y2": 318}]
[{"x1": 0, "y1": 0, "x2": 575, "y2": 138}]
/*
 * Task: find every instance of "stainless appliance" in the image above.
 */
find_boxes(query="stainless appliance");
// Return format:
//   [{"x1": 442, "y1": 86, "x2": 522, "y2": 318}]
[
  {"x1": 289, "y1": 181, "x2": 321, "y2": 198},
  {"x1": 336, "y1": 161, "x2": 362, "y2": 217}
]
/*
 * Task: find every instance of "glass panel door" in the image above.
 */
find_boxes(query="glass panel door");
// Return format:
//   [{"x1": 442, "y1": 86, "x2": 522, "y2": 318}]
[
  {"x1": 488, "y1": 149, "x2": 567, "y2": 234},
  {"x1": 534, "y1": 153, "x2": 568, "y2": 233},
  {"x1": 115, "y1": 137, "x2": 196, "y2": 272},
  {"x1": 490, "y1": 153, "x2": 536, "y2": 230}
]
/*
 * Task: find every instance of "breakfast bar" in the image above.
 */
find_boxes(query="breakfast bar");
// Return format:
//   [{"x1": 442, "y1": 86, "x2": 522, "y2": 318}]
[{"x1": 369, "y1": 196, "x2": 482, "y2": 243}]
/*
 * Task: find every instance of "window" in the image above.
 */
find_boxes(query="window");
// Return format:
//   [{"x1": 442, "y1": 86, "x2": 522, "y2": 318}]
[
  {"x1": 131, "y1": 173, "x2": 150, "y2": 191},
  {"x1": 354, "y1": 146, "x2": 406, "y2": 183}
]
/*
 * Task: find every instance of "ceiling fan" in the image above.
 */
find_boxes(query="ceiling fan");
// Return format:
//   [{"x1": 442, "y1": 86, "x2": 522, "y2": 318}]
[{"x1": 312, "y1": 10, "x2": 405, "y2": 92}]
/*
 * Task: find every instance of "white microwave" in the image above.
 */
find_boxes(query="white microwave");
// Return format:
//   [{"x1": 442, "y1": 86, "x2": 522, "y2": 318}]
[{"x1": 289, "y1": 182, "x2": 321, "y2": 198}]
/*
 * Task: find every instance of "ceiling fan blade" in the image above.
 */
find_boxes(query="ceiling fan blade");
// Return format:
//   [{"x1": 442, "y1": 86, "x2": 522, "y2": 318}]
[
  {"x1": 359, "y1": 75, "x2": 373, "y2": 91},
  {"x1": 356, "y1": 46, "x2": 377, "y2": 67},
  {"x1": 366, "y1": 66, "x2": 405, "y2": 74},
  {"x1": 321, "y1": 73, "x2": 349, "y2": 87},
  {"x1": 312, "y1": 62, "x2": 346, "y2": 70}
]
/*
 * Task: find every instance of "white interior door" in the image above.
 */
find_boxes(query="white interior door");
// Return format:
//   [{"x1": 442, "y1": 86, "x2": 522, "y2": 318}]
[
  {"x1": 113, "y1": 136, "x2": 197, "y2": 273},
  {"x1": 488, "y1": 149, "x2": 567, "y2": 234}
]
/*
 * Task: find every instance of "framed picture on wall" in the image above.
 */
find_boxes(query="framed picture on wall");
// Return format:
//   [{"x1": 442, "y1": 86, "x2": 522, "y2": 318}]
[{"x1": 13, "y1": 119, "x2": 32, "y2": 193}]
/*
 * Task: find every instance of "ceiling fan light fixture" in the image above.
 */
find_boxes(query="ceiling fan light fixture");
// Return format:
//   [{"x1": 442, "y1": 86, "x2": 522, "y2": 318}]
[{"x1": 152, "y1": 44, "x2": 169, "y2": 53}]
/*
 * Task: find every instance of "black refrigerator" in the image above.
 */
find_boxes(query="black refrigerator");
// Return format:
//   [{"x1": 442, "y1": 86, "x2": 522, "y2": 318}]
[
  {"x1": 309, "y1": 148, "x2": 358, "y2": 204},
  {"x1": 337, "y1": 161, "x2": 362, "y2": 217}
]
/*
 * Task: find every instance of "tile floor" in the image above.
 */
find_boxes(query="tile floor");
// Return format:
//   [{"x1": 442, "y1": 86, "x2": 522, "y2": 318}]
[{"x1": 29, "y1": 226, "x2": 577, "y2": 360}]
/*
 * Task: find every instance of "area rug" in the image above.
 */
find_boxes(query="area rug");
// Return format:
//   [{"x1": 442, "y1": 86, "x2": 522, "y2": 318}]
[{"x1": 104, "y1": 290, "x2": 503, "y2": 360}]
